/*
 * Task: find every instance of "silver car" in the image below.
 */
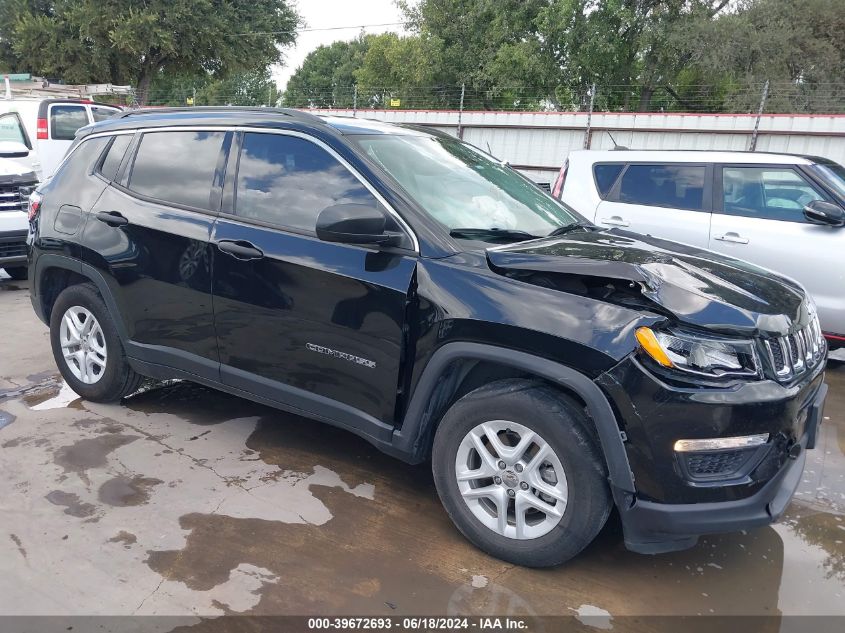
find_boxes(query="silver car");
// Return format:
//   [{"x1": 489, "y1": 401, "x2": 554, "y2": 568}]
[{"x1": 553, "y1": 150, "x2": 845, "y2": 348}]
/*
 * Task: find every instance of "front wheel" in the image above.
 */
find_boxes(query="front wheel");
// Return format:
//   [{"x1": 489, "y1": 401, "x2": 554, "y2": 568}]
[{"x1": 432, "y1": 379, "x2": 612, "y2": 567}]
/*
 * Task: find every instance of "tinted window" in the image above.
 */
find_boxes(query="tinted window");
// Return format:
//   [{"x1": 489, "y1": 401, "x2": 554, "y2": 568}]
[
  {"x1": 593, "y1": 163, "x2": 624, "y2": 197},
  {"x1": 721, "y1": 166, "x2": 824, "y2": 222},
  {"x1": 618, "y1": 164, "x2": 706, "y2": 211},
  {"x1": 50, "y1": 105, "x2": 88, "y2": 140},
  {"x1": 235, "y1": 132, "x2": 380, "y2": 231},
  {"x1": 128, "y1": 131, "x2": 225, "y2": 210},
  {"x1": 91, "y1": 106, "x2": 120, "y2": 122},
  {"x1": 98, "y1": 135, "x2": 132, "y2": 181},
  {"x1": 0, "y1": 113, "x2": 28, "y2": 146}
]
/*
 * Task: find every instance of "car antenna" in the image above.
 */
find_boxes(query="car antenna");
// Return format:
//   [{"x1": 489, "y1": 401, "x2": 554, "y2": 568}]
[{"x1": 607, "y1": 131, "x2": 629, "y2": 151}]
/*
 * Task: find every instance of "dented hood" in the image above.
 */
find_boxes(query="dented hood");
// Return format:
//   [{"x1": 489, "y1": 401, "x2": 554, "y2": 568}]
[{"x1": 486, "y1": 229, "x2": 808, "y2": 337}]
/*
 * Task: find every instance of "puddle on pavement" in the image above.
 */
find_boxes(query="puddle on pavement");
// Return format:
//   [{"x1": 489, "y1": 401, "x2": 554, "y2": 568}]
[
  {"x1": 0, "y1": 373, "x2": 62, "y2": 405},
  {"x1": 125, "y1": 380, "x2": 277, "y2": 426},
  {"x1": 127, "y1": 377, "x2": 845, "y2": 618},
  {"x1": 98, "y1": 475, "x2": 163, "y2": 507},
  {"x1": 53, "y1": 434, "x2": 140, "y2": 485},
  {"x1": 45, "y1": 490, "x2": 97, "y2": 518},
  {"x1": 108, "y1": 531, "x2": 138, "y2": 548}
]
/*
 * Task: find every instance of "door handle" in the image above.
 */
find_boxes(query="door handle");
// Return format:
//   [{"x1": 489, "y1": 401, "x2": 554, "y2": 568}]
[
  {"x1": 714, "y1": 232, "x2": 749, "y2": 244},
  {"x1": 217, "y1": 239, "x2": 264, "y2": 261},
  {"x1": 96, "y1": 211, "x2": 129, "y2": 227},
  {"x1": 600, "y1": 216, "x2": 630, "y2": 227}
]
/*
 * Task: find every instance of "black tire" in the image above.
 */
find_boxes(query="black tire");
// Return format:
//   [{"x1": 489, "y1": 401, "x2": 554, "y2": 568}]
[
  {"x1": 3, "y1": 266, "x2": 27, "y2": 281},
  {"x1": 432, "y1": 379, "x2": 612, "y2": 567},
  {"x1": 49, "y1": 283, "x2": 143, "y2": 402}
]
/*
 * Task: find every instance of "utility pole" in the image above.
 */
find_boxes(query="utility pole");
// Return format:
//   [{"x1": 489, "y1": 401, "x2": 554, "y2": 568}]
[
  {"x1": 457, "y1": 83, "x2": 466, "y2": 139},
  {"x1": 353, "y1": 85, "x2": 358, "y2": 118},
  {"x1": 749, "y1": 80, "x2": 769, "y2": 151},
  {"x1": 583, "y1": 83, "x2": 596, "y2": 149},
  {"x1": 268, "y1": 85, "x2": 272, "y2": 107}
]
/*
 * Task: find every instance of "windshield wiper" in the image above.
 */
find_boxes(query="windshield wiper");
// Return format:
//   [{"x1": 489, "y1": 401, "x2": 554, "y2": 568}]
[
  {"x1": 547, "y1": 221, "x2": 597, "y2": 237},
  {"x1": 449, "y1": 227, "x2": 540, "y2": 242}
]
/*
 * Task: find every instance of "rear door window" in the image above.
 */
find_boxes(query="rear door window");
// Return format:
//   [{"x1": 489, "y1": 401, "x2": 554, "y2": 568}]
[
  {"x1": 593, "y1": 163, "x2": 624, "y2": 197},
  {"x1": 127, "y1": 131, "x2": 226, "y2": 210},
  {"x1": 617, "y1": 164, "x2": 707, "y2": 211},
  {"x1": 50, "y1": 105, "x2": 89, "y2": 140},
  {"x1": 720, "y1": 166, "x2": 825, "y2": 222}
]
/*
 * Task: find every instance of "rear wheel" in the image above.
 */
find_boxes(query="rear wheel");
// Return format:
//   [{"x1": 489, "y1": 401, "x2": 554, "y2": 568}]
[
  {"x1": 432, "y1": 379, "x2": 612, "y2": 567},
  {"x1": 3, "y1": 267, "x2": 27, "y2": 281},
  {"x1": 49, "y1": 284, "x2": 143, "y2": 402}
]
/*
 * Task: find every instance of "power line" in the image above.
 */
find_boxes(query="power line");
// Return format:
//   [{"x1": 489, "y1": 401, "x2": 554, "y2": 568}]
[{"x1": 236, "y1": 21, "x2": 405, "y2": 37}]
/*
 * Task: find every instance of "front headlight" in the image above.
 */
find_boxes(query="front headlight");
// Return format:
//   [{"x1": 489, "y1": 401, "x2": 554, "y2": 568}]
[{"x1": 636, "y1": 327, "x2": 760, "y2": 379}]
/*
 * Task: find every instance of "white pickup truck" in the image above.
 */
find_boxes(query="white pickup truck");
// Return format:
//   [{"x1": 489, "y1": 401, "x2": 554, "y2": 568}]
[{"x1": 0, "y1": 154, "x2": 37, "y2": 280}]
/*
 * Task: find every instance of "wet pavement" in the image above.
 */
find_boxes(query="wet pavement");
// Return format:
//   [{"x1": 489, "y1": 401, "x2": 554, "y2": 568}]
[{"x1": 1, "y1": 275, "x2": 844, "y2": 626}]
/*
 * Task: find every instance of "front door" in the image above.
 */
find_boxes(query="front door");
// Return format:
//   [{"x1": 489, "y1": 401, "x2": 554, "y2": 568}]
[
  {"x1": 212, "y1": 130, "x2": 417, "y2": 427},
  {"x1": 709, "y1": 164, "x2": 845, "y2": 336}
]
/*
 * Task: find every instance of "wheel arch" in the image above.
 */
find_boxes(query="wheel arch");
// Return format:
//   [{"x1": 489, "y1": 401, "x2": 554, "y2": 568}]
[
  {"x1": 33, "y1": 254, "x2": 128, "y2": 340},
  {"x1": 394, "y1": 342, "x2": 635, "y2": 493}
]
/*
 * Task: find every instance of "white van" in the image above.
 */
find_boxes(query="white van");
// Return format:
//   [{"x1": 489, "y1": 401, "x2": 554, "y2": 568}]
[
  {"x1": 552, "y1": 149, "x2": 845, "y2": 347},
  {"x1": 0, "y1": 98, "x2": 121, "y2": 179}
]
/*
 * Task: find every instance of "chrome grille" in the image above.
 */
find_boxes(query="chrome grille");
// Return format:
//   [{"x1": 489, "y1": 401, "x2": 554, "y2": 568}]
[
  {"x1": 0, "y1": 184, "x2": 34, "y2": 214},
  {"x1": 764, "y1": 311, "x2": 825, "y2": 382}
]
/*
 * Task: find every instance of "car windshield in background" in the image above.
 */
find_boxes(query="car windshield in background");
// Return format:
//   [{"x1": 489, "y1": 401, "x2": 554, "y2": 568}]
[
  {"x1": 809, "y1": 162, "x2": 845, "y2": 201},
  {"x1": 353, "y1": 134, "x2": 580, "y2": 240}
]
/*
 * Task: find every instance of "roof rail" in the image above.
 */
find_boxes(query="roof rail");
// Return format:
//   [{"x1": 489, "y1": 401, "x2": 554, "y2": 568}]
[{"x1": 117, "y1": 106, "x2": 325, "y2": 124}]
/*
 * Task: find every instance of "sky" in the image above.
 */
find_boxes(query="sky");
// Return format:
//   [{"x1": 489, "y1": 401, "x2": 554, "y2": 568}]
[{"x1": 272, "y1": 0, "x2": 408, "y2": 90}]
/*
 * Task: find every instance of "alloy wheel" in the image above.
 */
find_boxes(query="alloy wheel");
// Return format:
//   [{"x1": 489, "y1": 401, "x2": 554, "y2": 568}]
[
  {"x1": 59, "y1": 306, "x2": 107, "y2": 385},
  {"x1": 454, "y1": 420, "x2": 568, "y2": 540}
]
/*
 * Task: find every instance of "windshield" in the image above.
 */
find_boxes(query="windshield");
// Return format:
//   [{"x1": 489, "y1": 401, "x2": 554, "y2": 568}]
[
  {"x1": 810, "y1": 161, "x2": 845, "y2": 201},
  {"x1": 353, "y1": 134, "x2": 581, "y2": 238}
]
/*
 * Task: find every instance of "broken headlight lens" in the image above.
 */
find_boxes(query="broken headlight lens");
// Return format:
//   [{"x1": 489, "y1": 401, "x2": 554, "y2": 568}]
[{"x1": 636, "y1": 327, "x2": 759, "y2": 379}]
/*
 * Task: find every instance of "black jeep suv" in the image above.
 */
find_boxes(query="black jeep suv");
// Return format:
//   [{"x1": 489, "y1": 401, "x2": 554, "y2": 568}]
[{"x1": 28, "y1": 108, "x2": 828, "y2": 566}]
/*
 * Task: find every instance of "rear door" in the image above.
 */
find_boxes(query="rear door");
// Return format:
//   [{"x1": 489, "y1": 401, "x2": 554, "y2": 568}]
[
  {"x1": 212, "y1": 130, "x2": 417, "y2": 427},
  {"x1": 596, "y1": 162, "x2": 713, "y2": 247},
  {"x1": 84, "y1": 129, "x2": 229, "y2": 378},
  {"x1": 709, "y1": 163, "x2": 845, "y2": 336}
]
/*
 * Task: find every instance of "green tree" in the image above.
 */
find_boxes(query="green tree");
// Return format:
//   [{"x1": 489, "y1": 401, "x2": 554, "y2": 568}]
[
  {"x1": 283, "y1": 36, "x2": 371, "y2": 108},
  {"x1": 1, "y1": 0, "x2": 298, "y2": 105}
]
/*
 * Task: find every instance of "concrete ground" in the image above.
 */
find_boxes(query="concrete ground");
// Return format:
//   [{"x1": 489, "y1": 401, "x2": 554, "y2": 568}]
[{"x1": 1, "y1": 273, "x2": 844, "y2": 626}]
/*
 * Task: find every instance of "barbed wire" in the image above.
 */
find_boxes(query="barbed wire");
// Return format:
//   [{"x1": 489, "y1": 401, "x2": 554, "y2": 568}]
[{"x1": 133, "y1": 82, "x2": 845, "y2": 115}]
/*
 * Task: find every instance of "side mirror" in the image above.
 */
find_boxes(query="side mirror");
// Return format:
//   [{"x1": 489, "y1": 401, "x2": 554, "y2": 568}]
[
  {"x1": 316, "y1": 203, "x2": 402, "y2": 246},
  {"x1": 0, "y1": 141, "x2": 29, "y2": 159},
  {"x1": 804, "y1": 200, "x2": 845, "y2": 227}
]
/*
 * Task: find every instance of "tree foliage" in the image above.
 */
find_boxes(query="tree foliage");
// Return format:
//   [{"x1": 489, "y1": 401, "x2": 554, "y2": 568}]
[
  {"x1": 0, "y1": 0, "x2": 298, "y2": 104},
  {"x1": 284, "y1": 0, "x2": 844, "y2": 113}
]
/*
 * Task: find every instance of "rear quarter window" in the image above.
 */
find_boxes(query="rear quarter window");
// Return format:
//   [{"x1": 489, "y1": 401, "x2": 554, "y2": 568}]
[
  {"x1": 97, "y1": 135, "x2": 133, "y2": 181},
  {"x1": 593, "y1": 163, "x2": 624, "y2": 197}
]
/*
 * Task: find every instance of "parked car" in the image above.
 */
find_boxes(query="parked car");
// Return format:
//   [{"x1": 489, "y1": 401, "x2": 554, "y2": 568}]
[
  {"x1": 0, "y1": 98, "x2": 121, "y2": 179},
  {"x1": 552, "y1": 150, "x2": 845, "y2": 349},
  {"x1": 0, "y1": 154, "x2": 38, "y2": 280},
  {"x1": 28, "y1": 109, "x2": 828, "y2": 566}
]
